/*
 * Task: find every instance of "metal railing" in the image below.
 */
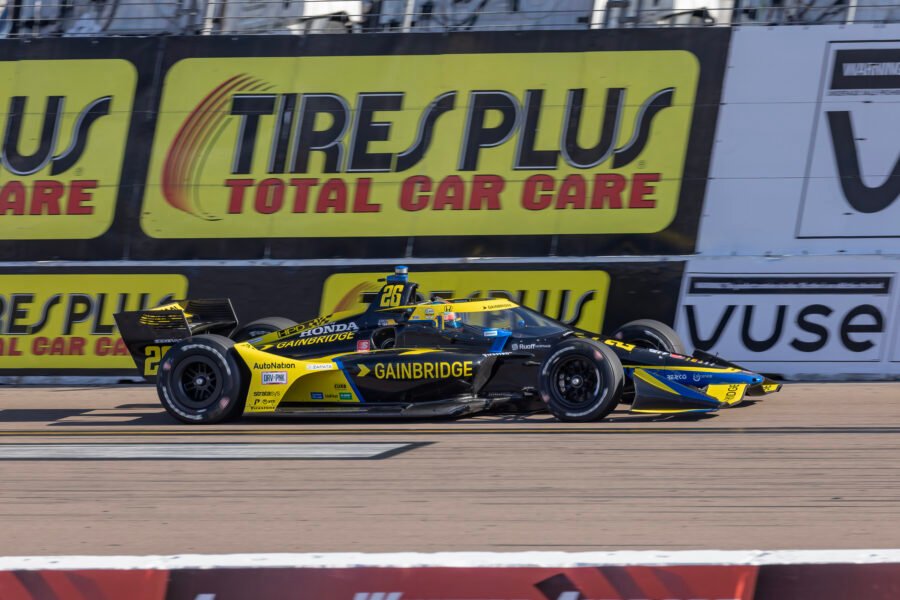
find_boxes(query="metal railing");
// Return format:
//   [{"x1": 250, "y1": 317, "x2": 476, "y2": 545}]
[{"x1": 0, "y1": 0, "x2": 897, "y2": 37}]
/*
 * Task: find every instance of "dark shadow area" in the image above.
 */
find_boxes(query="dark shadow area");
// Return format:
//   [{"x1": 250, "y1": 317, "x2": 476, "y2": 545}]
[
  {"x1": 5, "y1": 402, "x2": 723, "y2": 428},
  {"x1": 729, "y1": 400, "x2": 759, "y2": 409},
  {"x1": 606, "y1": 412, "x2": 719, "y2": 423},
  {"x1": 0, "y1": 409, "x2": 88, "y2": 423}
]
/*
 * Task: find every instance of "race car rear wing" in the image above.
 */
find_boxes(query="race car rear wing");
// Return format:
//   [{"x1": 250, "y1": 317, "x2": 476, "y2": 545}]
[{"x1": 114, "y1": 299, "x2": 237, "y2": 381}]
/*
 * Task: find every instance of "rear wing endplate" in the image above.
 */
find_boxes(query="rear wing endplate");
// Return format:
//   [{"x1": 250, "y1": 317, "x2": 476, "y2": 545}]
[{"x1": 113, "y1": 299, "x2": 237, "y2": 381}]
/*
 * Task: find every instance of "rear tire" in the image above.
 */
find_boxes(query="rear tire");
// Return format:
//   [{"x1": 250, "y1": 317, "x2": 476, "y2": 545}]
[
  {"x1": 157, "y1": 334, "x2": 246, "y2": 424},
  {"x1": 539, "y1": 339, "x2": 624, "y2": 422},
  {"x1": 231, "y1": 317, "x2": 298, "y2": 342},
  {"x1": 613, "y1": 319, "x2": 686, "y2": 354}
]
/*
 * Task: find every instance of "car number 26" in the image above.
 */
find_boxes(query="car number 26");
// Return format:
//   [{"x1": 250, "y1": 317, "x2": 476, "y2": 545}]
[
  {"x1": 143, "y1": 345, "x2": 172, "y2": 376},
  {"x1": 379, "y1": 284, "x2": 403, "y2": 308}
]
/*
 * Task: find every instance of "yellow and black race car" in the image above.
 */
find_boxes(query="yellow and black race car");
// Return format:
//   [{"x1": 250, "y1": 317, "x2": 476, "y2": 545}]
[{"x1": 114, "y1": 267, "x2": 781, "y2": 424}]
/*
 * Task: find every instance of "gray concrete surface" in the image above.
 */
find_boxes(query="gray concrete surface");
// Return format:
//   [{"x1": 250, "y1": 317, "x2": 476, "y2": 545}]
[{"x1": 0, "y1": 383, "x2": 898, "y2": 554}]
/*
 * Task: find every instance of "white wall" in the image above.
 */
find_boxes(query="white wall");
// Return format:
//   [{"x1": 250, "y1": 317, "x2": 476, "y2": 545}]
[{"x1": 677, "y1": 25, "x2": 900, "y2": 379}]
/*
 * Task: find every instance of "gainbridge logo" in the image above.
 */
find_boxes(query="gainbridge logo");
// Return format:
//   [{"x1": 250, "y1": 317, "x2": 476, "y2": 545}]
[
  {"x1": 0, "y1": 59, "x2": 136, "y2": 240},
  {"x1": 320, "y1": 270, "x2": 611, "y2": 333},
  {"x1": 141, "y1": 51, "x2": 699, "y2": 239}
]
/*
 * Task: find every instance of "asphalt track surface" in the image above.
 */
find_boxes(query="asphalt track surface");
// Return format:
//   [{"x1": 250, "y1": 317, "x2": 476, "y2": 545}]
[{"x1": 0, "y1": 383, "x2": 898, "y2": 555}]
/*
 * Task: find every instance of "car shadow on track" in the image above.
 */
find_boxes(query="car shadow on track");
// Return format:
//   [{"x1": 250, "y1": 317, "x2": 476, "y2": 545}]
[{"x1": 18, "y1": 405, "x2": 719, "y2": 427}]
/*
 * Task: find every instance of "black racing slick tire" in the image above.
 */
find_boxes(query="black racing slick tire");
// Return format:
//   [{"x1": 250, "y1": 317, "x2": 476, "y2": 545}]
[
  {"x1": 231, "y1": 317, "x2": 298, "y2": 342},
  {"x1": 539, "y1": 339, "x2": 624, "y2": 422},
  {"x1": 612, "y1": 319, "x2": 687, "y2": 355},
  {"x1": 156, "y1": 334, "x2": 246, "y2": 424}
]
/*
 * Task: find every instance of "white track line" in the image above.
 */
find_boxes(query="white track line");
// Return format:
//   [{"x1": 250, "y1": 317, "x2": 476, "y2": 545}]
[
  {"x1": 1, "y1": 550, "x2": 900, "y2": 571},
  {"x1": 0, "y1": 443, "x2": 412, "y2": 460}
]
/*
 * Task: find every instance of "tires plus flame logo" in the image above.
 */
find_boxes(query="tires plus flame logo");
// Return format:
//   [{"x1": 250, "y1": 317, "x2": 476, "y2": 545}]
[{"x1": 162, "y1": 74, "x2": 270, "y2": 220}]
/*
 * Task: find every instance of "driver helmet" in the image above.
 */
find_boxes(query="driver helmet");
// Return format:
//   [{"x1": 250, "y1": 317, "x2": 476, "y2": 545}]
[{"x1": 442, "y1": 311, "x2": 462, "y2": 328}]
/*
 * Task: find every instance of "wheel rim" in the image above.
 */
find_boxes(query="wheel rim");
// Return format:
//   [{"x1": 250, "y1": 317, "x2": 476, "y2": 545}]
[
  {"x1": 550, "y1": 355, "x2": 602, "y2": 410},
  {"x1": 173, "y1": 356, "x2": 223, "y2": 410}
]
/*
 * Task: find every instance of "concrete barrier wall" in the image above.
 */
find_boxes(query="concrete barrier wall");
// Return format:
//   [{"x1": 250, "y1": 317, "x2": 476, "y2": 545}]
[
  {"x1": 2, "y1": 551, "x2": 900, "y2": 599},
  {"x1": 0, "y1": 27, "x2": 896, "y2": 380}
]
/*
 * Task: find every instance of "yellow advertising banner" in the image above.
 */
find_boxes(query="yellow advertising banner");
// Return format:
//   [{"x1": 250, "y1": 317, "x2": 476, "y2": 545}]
[
  {"x1": 0, "y1": 60, "x2": 136, "y2": 240},
  {"x1": 0, "y1": 274, "x2": 187, "y2": 369},
  {"x1": 142, "y1": 51, "x2": 699, "y2": 239},
  {"x1": 321, "y1": 270, "x2": 611, "y2": 332}
]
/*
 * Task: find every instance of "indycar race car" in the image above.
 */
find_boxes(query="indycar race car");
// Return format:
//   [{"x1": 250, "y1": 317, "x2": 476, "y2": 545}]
[{"x1": 114, "y1": 267, "x2": 782, "y2": 424}]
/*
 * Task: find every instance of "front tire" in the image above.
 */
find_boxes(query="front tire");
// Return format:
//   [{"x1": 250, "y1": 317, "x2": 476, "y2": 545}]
[
  {"x1": 613, "y1": 319, "x2": 687, "y2": 354},
  {"x1": 156, "y1": 334, "x2": 246, "y2": 424},
  {"x1": 539, "y1": 339, "x2": 624, "y2": 422},
  {"x1": 231, "y1": 317, "x2": 298, "y2": 342}
]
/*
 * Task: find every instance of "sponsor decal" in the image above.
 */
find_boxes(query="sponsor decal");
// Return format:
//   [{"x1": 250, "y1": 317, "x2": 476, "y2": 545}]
[
  {"x1": 356, "y1": 361, "x2": 474, "y2": 379},
  {"x1": 339, "y1": 392, "x2": 353, "y2": 400},
  {"x1": 261, "y1": 371, "x2": 288, "y2": 385},
  {"x1": 305, "y1": 363, "x2": 333, "y2": 370},
  {"x1": 253, "y1": 361, "x2": 297, "y2": 369},
  {"x1": 356, "y1": 339, "x2": 371, "y2": 352},
  {"x1": 321, "y1": 270, "x2": 610, "y2": 332},
  {"x1": 163, "y1": 564, "x2": 756, "y2": 600},
  {"x1": 143, "y1": 344, "x2": 172, "y2": 377},
  {"x1": 0, "y1": 59, "x2": 136, "y2": 240},
  {"x1": 275, "y1": 331, "x2": 355, "y2": 348},
  {"x1": 679, "y1": 274, "x2": 892, "y2": 363},
  {"x1": 0, "y1": 274, "x2": 186, "y2": 370},
  {"x1": 299, "y1": 322, "x2": 359, "y2": 337},
  {"x1": 799, "y1": 42, "x2": 900, "y2": 238},
  {"x1": 251, "y1": 396, "x2": 278, "y2": 408},
  {"x1": 277, "y1": 318, "x2": 360, "y2": 339},
  {"x1": 510, "y1": 342, "x2": 551, "y2": 351},
  {"x1": 483, "y1": 329, "x2": 499, "y2": 337},
  {"x1": 604, "y1": 339, "x2": 636, "y2": 352},
  {"x1": 722, "y1": 383, "x2": 743, "y2": 403},
  {"x1": 141, "y1": 52, "x2": 699, "y2": 239},
  {"x1": 310, "y1": 392, "x2": 324, "y2": 400}
]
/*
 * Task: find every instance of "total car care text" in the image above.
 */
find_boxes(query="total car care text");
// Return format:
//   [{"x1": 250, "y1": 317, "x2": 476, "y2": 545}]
[{"x1": 222, "y1": 89, "x2": 664, "y2": 215}]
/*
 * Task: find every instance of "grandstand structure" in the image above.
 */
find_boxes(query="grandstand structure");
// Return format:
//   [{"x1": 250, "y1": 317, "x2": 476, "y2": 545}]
[{"x1": 0, "y1": 0, "x2": 897, "y2": 37}]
